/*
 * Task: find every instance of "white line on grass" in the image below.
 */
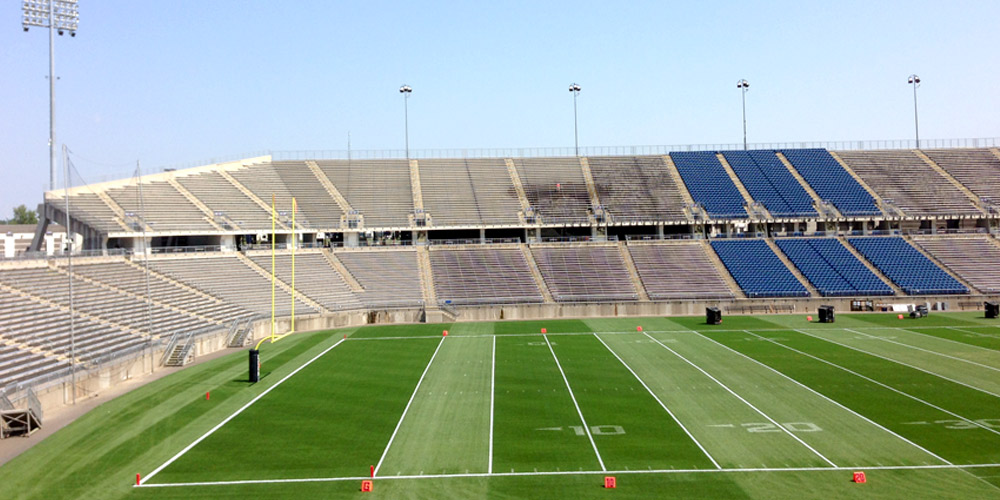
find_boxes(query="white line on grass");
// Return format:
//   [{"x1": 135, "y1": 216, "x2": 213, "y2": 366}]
[
  {"x1": 847, "y1": 329, "x2": 1000, "y2": 373},
  {"x1": 902, "y1": 327, "x2": 1000, "y2": 353},
  {"x1": 140, "y1": 337, "x2": 347, "y2": 485},
  {"x1": 593, "y1": 334, "x2": 721, "y2": 469},
  {"x1": 753, "y1": 330, "x2": 1000, "y2": 438},
  {"x1": 135, "y1": 462, "x2": 1000, "y2": 488},
  {"x1": 704, "y1": 330, "x2": 955, "y2": 466},
  {"x1": 373, "y1": 336, "x2": 446, "y2": 477},
  {"x1": 948, "y1": 326, "x2": 1000, "y2": 341},
  {"x1": 799, "y1": 329, "x2": 1000, "y2": 399},
  {"x1": 544, "y1": 333, "x2": 606, "y2": 471},
  {"x1": 642, "y1": 332, "x2": 838, "y2": 468},
  {"x1": 488, "y1": 335, "x2": 495, "y2": 474}
]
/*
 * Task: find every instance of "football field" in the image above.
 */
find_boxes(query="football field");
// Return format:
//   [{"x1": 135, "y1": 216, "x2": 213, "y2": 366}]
[
  {"x1": 2, "y1": 312, "x2": 1000, "y2": 499},
  {"x1": 135, "y1": 312, "x2": 1000, "y2": 498}
]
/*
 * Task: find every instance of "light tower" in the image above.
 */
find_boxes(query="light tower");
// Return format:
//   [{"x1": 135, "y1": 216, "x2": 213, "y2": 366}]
[
  {"x1": 569, "y1": 83, "x2": 581, "y2": 156},
  {"x1": 399, "y1": 84, "x2": 412, "y2": 158},
  {"x1": 737, "y1": 79, "x2": 750, "y2": 150},
  {"x1": 907, "y1": 74, "x2": 921, "y2": 148},
  {"x1": 23, "y1": 0, "x2": 79, "y2": 191}
]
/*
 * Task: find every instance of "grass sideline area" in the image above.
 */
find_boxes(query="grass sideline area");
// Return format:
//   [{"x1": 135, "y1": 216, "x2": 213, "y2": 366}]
[{"x1": 0, "y1": 312, "x2": 999, "y2": 499}]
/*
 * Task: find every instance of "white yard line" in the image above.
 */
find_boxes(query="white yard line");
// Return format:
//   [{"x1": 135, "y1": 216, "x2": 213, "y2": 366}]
[
  {"x1": 709, "y1": 330, "x2": 957, "y2": 465},
  {"x1": 488, "y1": 335, "x2": 496, "y2": 474},
  {"x1": 756, "y1": 329, "x2": 1000, "y2": 438},
  {"x1": 948, "y1": 326, "x2": 1000, "y2": 341},
  {"x1": 140, "y1": 337, "x2": 347, "y2": 485},
  {"x1": 846, "y1": 329, "x2": 1000, "y2": 373},
  {"x1": 593, "y1": 334, "x2": 721, "y2": 469},
  {"x1": 373, "y1": 336, "x2": 447, "y2": 477},
  {"x1": 798, "y1": 329, "x2": 1000, "y2": 399},
  {"x1": 543, "y1": 334, "x2": 606, "y2": 471},
  {"x1": 642, "y1": 332, "x2": 837, "y2": 468},
  {"x1": 898, "y1": 327, "x2": 1000, "y2": 354},
  {"x1": 135, "y1": 463, "x2": 1000, "y2": 488}
]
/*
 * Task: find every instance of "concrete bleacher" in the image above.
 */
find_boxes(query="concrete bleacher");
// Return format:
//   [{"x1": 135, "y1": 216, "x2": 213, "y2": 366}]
[
  {"x1": 176, "y1": 172, "x2": 273, "y2": 230},
  {"x1": 835, "y1": 150, "x2": 980, "y2": 216},
  {"x1": 587, "y1": 156, "x2": 688, "y2": 221},
  {"x1": 0, "y1": 343, "x2": 69, "y2": 390},
  {"x1": 333, "y1": 249, "x2": 423, "y2": 308},
  {"x1": 780, "y1": 149, "x2": 880, "y2": 216},
  {"x1": 922, "y1": 149, "x2": 1000, "y2": 204},
  {"x1": 270, "y1": 162, "x2": 344, "y2": 229},
  {"x1": 710, "y1": 240, "x2": 810, "y2": 298},
  {"x1": 50, "y1": 191, "x2": 124, "y2": 233},
  {"x1": 429, "y1": 247, "x2": 543, "y2": 304},
  {"x1": 513, "y1": 157, "x2": 592, "y2": 223},
  {"x1": 722, "y1": 151, "x2": 817, "y2": 217},
  {"x1": 530, "y1": 245, "x2": 638, "y2": 302},
  {"x1": 248, "y1": 252, "x2": 362, "y2": 311},
  {"x1": 912, "y1": 237, "x2": 1000, "y2": 294},
  {"x1": 627, "y1": 243, "x2": 735, "y2": 300},
  {"x1": 847, "y1": 237, "x2": 968, "y2": 295},
  {"x1": 418, "y1": 159, "x2": 522, "y2": 226},
  {"x1": 670, "y1": 152, "x2": 748, "y2": 218},
  {"x1": 776, "y1": 238, "x2": 893, "y2": 297},
  {"x1": 319, "y1": 160, "x2": 414, "y2": 227},
  {"x1": 229, "y1": 164, "x2": 309, "y2": 227},
  {"x1": 106, "y1": 181, "x2": 216, "y2": 232},
  {"x1": 149, "y1": 256, "x2": 316, "y2": 316}
]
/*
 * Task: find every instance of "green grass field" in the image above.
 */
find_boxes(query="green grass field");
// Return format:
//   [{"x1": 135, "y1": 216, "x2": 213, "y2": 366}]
[{"x1": 2, "y1": 312, "x2": 1000, "y2": 499}]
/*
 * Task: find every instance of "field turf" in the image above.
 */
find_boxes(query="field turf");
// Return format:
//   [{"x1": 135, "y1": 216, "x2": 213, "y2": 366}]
[{"x1": 1, "y1": 312, "x2": 1000, "y2": 499}]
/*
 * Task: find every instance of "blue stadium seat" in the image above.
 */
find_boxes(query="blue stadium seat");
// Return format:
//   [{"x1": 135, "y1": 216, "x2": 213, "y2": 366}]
[
  {"x1": 710, "y1": 240, "x2": 810, "y2": 297},
  {"x1": 780, "y1": 149, "x2": 880, "y2": 216},
  {"x1": 721, "y1": 150, "x2": 818, "y2": 217},
  {"x1": 776, "y1": 238, "x2": 893, "y2": 296},
  {"x1": 846, "y1": 237, "x2": 968, "y2": 295},
  {"x1": 671, "y1": 151, "x2": 748, "y2": 218}
]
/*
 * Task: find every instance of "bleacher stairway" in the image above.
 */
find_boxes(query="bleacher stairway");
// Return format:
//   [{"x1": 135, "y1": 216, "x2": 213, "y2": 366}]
[{"x1": 1, "y1": 389, "x2": 41, "y2": 438}]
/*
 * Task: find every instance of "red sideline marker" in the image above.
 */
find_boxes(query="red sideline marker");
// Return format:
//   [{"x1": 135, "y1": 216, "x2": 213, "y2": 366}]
[
  {"x1": 443, "y1": 330, "x2": 448, "y2": 336},
  {"x1": 806, "y1": 315, "x2": 813, "y2": 322},
  {"x1": 206, "y1": 392, "x2": 210, "y2": 401},
  {"x1": 636, "y1": 326, "x2": 643, "y2": 332},
  {"x1": 604, "y1": 476, "x2": 616, "y2": 489},
  {"x1": 136, "y1": 473, "x2": 141, "y2": 486},
  {"x1": 370, "y1": 465, "x2": 374, "y2": 478},
  {"x1": 361, "y1": 480, "x2": 373, "y2": 492},
  {"x1": 898, "y1": 314, "x2": 904, "y2": 319},
  {"x1": 541, "y1": 328, "x2": 547, "y2": 334},
  {"x1": 853, "y1": 471, "x2": 867, "y2": 483}
]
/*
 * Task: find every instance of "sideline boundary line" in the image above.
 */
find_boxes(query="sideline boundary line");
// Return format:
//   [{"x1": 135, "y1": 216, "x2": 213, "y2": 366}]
[
  {"x1": 488, "y1": 335, "x2": 495, "y2": 474},
  {"x1": 643, "y1": 332, "x2": 838, "y2": 467},
  {"x1": 373, "y1": 336, "x2": 447, "y2": 476},
  {"x1": 135, "y1": 463, "x2": 1000, "y2": 488},
  {"x1": 140, "y1": 337, "x2": 347, "y2": 485}
]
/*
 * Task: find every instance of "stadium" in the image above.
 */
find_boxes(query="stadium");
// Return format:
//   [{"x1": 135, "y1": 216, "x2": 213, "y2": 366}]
[{"x1": 3, "y1": 2, "x2": 1000, "y2": 500}]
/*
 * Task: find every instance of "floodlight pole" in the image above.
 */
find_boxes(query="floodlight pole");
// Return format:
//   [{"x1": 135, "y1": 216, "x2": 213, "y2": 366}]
[
  {"x1": 400, "y1": 85, "x2": 412, "y2": 158},
  {"x1": 63, "y1": 144, "x2": 75, "y2": 404},
  {"x1": 908, "y1": 74, "x2": 921, "y2": 149},
  {"x1": 569, "y1": 84, "x2": 581, "y2": 156},
  {"x1": 48, "y1": 1, "x2": 56, "y2": 191},
  {"x1": 737, "y1": 79, "x2": 750, "y2": 150}
]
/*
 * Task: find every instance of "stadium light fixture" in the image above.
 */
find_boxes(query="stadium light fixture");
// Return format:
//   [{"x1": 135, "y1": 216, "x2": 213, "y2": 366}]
[
  {"x1": 23, "y1": 0, "x2": 79, "y2": 192},
  {"x1": 907, "y1": 74, "x2": 921, "y2": 149},
  {"x1": 737, "y1": 79, "x2": 750, "y2": 150},
  {"x1": 569, "y1": 83, "x2": 581, "y2": 156},
  {"x1": 399, "y1": 84, "x2": 413, "y2": 158}
]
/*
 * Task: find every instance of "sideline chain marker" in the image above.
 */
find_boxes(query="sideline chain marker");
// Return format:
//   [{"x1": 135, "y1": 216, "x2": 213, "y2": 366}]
[
  {"x1": 853, "y1": 471, "x2": 867, "y2": 483},
  {"x1": 361, "y1": 480, "x2": 373, "y2": 492}
]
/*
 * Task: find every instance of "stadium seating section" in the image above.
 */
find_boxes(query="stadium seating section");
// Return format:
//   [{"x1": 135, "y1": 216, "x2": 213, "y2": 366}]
[
  {"x1": 627, "y1": 243, "x2": 735, "y2": 300},
  {"x1": 430, "y1": 247, "x2": 543, "y2": 304},
  {"x1": 587, "y1": 156, "x2": 687, "y2": 221},
  {"x1": 922, "y1": 149, "x2": 1000, "y2": 204},
  {"x1": 779, "y1": 149, "x2": 881, "y2": 216},
  {"x1": 710, "y1": 240, "x2": 809, "y2": 298},
  {"x1": 911, "y1": 238, "x2": 1000, "y2": 294},
  {"x1": 776, "y1": 238, "x2": 893, "y2": 296},
  {"x1": 847, "y1": 237, "x2": 968, "y2": 295},
  {"x1": 530, "y1": 245, "x2": 638, "y2": 302},
  {"x1": 671, "y1": 151, "x2": 748, "y2": 218},
  {"x1": 722, "y1": 150, "x2": 817, "y2": 217}
]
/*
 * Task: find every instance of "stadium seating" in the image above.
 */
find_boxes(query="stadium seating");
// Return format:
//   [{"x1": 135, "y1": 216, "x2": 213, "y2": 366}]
[
  {"x1": 50, "y1": 191, "x2": 124, "y2": 233},
  {"x1": 911, "y1": 238, "x2": 1000, "y2": 294},
  {"x1": 721, "y1": 151, "x2": 817, "y2": 217},
  {"x1": 248, "y1": 252, "x2": 363, "y2": 311},
  {"x1": 846, "y1": 237, "x2": 968, "y2": 295},
  {"x1": 270, "y1": 162, "x2": 344, "y2": 229},
  {"x1": 710, "y1": 240, "x2": 809, "y2": 297},
  {"x1": 627, "y1": 243, "x2": 735, "y2": 300},
  {"x1": 333, "y1": 249, "x2": 424, "y2": 308},
  {"x1": 0, "y1": 343, "x2": 68, "y2": 390},
  {"x1": 670, "y1": 151, "x2": 748, "y2": 218},
  {"x1": 779, "y1": 149, "x2": 880, "y2": 216},
  {"x1": 922, "y1": 149, "x2": 1000, "y2": 203},
  {"x1": 513, "y1": 157, "x2": 592, "y2": 223},
  {"x1": 318, "y1": 160, "x2": 414, "y2": 227},
  {"x1": 835, "y1": 150, "x2": 980, "y2": 216},
  {"x1": 587, "y1": 156, "x2": 687, "y2": 221},
  {"x1": 418, "y1": 159, "x2": 522, "y2": 226},
  {"x1": 429, "y1": 247, "x2": 543, "y2": 304},
  {"x1": 530, "y1": 245, "x2": 638, "y2": 302},
  {"x1": 176, "y1": 172, "x2": 273, "y2": 230},
  {"x1": 106, "y1": 181, "x2": 216, "y2": 232},
  {"x1": 229, "y1": 164, "x2": 309, "y2": 227},
  {"x1": 775, "y1": 238, "x2": 893, "y2": 296}
]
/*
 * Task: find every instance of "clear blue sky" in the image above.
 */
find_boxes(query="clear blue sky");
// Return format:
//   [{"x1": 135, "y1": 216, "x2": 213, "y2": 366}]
[{"x1": 2, "y1": 0, "x2": 999, "y2": 216}]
